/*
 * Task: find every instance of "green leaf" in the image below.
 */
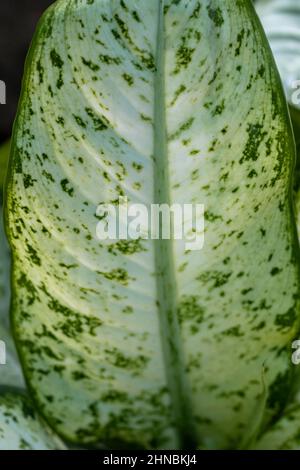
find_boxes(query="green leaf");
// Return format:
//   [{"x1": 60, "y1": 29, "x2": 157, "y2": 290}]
[
  {"x1": 0, "y1": 391, "x2": 64, "y2": 450},
  {"x1": 0, "y1": 141, "x2": 60, "y2": 450},
  {"x1": 255, "y1": 0, "x2": 300, "y2": 110},
  {"x1": 0, "y1": 206, "x2": 10, "y2": 331},
  {"x1": 0, "y1": 322, "x2": 24, "y2": 389},
  {"x1": 254, "y1": 5, "x2": 300, "y2": 442},
  {"x1": 255, "y1": 0, "x2": 300, "y2": 253},
  {"x1": 0, "y1": 140, "x2": 10, "y2": 191},
  {"x1": 5, "y1": 0, "x2": 300, "y2": 449},
  {"x1": 0, "y1": 139, "x2": 24, "y2": 389},
  {"x1": 252, "y1": 403, "x2": 300, "y2": 449},
  {"x1": 0, "y1": 139, "x2": 11, "y2": 329}
]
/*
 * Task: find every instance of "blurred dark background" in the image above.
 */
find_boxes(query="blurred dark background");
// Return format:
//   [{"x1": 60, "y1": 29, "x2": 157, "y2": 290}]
[{"x1": 0, "y1": 0, "x2": 54, "y2": 143}]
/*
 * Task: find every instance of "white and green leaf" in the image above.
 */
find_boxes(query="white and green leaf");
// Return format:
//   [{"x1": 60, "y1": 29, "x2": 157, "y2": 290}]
[
  {"x1": 252, "y1": 403, "x2": 300, "y2": 450},
  {"x1": 0, "y1": 324, "x2": 24, "y2": 389},
  {"x1": 0, "y1": 140, "x2": 10, "y2": 190},
  {"x1": 0, "y1": 206, "x2": 10, "y2": 332},
  {"x1": 255, "y1": 0, "x2": 300, "y2": 109},
  {"x1": 250, "y1": 4, "x2": 300, "y2": 442},
  {"x1": 0, "y1": 391, "x2": 65, "y2": 450},
  {"x1": 254, "y1": 0, "x2": 300, "y2": 234},
  {"x1": 0, "y1": 140, "x2": 24, "y2": 389},
  {"x1": 6, "y1": 0, "x2": 300, "y2": 449},
  {"x1": 0, "y1": 140, "x2": 11, "y2": 330},
  {"x1": 1, "y1": 153, "x2": 60, "y2": 448}
]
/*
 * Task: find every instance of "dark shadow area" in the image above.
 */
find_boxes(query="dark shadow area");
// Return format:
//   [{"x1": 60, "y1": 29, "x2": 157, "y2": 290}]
[{"x1": 0, "y1": 0, "x2": 54, "y2": 142}]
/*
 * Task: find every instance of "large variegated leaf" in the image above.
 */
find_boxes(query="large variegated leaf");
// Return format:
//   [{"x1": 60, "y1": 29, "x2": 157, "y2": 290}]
[
  {"x1": 294, "y1": 109, "x2": 300, "y2": 236},
  {"x1": 0, "y1": 322, "x2": 24, "y2": 389},
  {"x1": 0, "y1": 391, "x2": 64, "y2": 450},
  {"x1": 255, "y1": 0, "x2": 300, "y2": 109},
  {"x1": 0, "y1": 140, "x2": 11, "y2": 329},
  {"x1": 1, "y1": 154, "x2": 59, "y2": 449},
  {"x1": 0, "y1": 140, "x2": 24, "y2": 388},
  {"x1": 0, "y1": 206, "x2": 10, "y2": 331},
  {"x1": 0, "y1": 140, "x2": 10, "y2": 190},
  {"x1": 6, "y1": 0, "x2": 300, "y2": 449},
  {"x1": 252, "y1": 404, "x2": 300, "y2": 450},
  {"x1": 251, "y1": 2, "x2": 300, "y2": 450},
  {"x1": 255, "y1": 0, "x2": 300, "y2": 259},
  {"x1": 296, "y1": 184, "x2": 300, "y2": 236}
]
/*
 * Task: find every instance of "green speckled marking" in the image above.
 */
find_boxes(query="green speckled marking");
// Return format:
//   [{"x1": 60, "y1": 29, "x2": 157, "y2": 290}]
[{"x1": 207, "y1": 5, "x2": 224, "y2": 27}]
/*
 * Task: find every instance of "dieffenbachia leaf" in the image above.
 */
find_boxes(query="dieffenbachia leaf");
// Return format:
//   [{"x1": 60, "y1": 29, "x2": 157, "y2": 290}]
[
  {"x1": 295, "y1": 184, "x2": 300, "y2": 237},
  {"x1": 0, "y1": 140, "x2": 10, "y2": 190},
  {"x1": 0, "y1": 185, "x2": 60, "y2": 448},
  {"x1": 226, "y1": 4, "x2": 300, "y2": 449},
  {"x1": 0, "y1": 206, "x2": 10, "y2": 332},
  {"x1": 5, "y1": 0, "x2": 300, "y2": 449},
  {"x1": 255, "y1": 0, "x2": 300, "y2": 109},
  {"x1": 0, "y1": 391, "x2": 65, "y2": 450},
  {"x1": 252, "y1": 403, "x2": 300, "y2": 450},
  {"x1": 0, "y1": 140, "x2": 11, "y2": 330},
  {"x1": 254, "y1": 1, "x2": 300, "y2": 234},
  {"x1": 0, "y1": 140, "x2": 58, "y2": 450},
  {"x1": 0, "y1": 322, "x2": 24, "y2": 389},
  {"x1": 294, "y1": 112, "x2": 300, "y2": 238},
  {"x1": 0, "y1": 140, "x2": 24, "y2": 389},
  {"x1": 255, "y1": 3, "x2": 300, "y2": 349}
]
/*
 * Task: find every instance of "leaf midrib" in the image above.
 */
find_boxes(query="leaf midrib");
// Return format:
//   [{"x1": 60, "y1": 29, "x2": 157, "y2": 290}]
[{"x1": 153, "y1": 0, "x2": 197, "y2": 449}]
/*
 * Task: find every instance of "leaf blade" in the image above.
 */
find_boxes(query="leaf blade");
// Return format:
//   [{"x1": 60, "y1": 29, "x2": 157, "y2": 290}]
[
  {"x1": 6, "y1": 0, "x2": 300, "y2": 449},
  {"x1": 0, "y1": 391, "x2": 64, "y2": 450}
]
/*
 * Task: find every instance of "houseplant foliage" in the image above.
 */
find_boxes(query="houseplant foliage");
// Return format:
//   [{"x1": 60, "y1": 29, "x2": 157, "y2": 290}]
[
  {"x1": 0, "y1": 141, "x2": 25, "y2": 389},
  {"x1": 254, "y1": 0, "x2": 300, "y2": 111},
  {"x1": 2, "y1": 0, "x2": 300, "y2": 449},
  {"x1": 0, "y1": 143, "x2": 65, "y2": 449},
  {"x1": 0, "y1": 143, "x2": 24, "y2": 388},
  {"x1": 0, "y1": 391, "x2": 64, "y2": 450},
  {"x1": 242, "y1": 0, "x2": 300, "y2": 450},
  {"x1": 254, "y1": 0, "x2": 300, "y2": 236}
]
